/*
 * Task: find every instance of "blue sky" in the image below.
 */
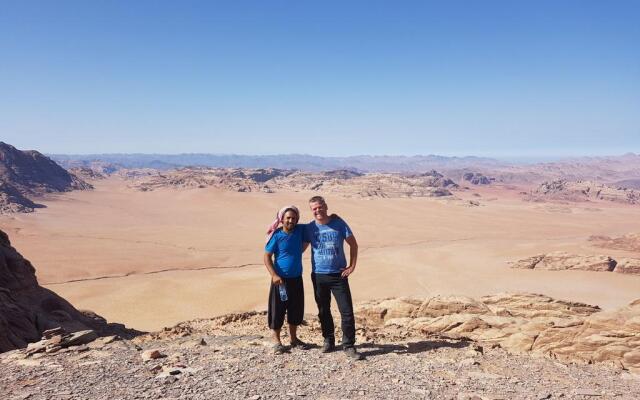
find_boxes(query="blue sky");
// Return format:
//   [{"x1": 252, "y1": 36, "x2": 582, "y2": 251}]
[{"x1": 1, "y1": 1, "x2": 638, "y2": 157}]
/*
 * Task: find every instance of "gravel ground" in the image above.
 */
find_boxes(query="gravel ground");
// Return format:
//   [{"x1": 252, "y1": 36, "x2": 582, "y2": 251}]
[{"x1": 2, "y1": 329, "x2": 640, "y2": 400}]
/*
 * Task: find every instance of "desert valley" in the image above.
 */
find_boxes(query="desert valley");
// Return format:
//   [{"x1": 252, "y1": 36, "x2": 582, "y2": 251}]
[{"x1": 2, "y1": 142, "x2": 640, "y2": 399}]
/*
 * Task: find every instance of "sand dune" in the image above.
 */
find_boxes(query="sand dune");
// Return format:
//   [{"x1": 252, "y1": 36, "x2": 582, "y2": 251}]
[{"x1": 1, "y1": 177, "x2": 639, "y2": 331}]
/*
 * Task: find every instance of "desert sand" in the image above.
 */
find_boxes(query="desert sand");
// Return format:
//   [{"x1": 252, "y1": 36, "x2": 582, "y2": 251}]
[{"x1": 1, "y1": 177, "x2": 639, "y2": 331}]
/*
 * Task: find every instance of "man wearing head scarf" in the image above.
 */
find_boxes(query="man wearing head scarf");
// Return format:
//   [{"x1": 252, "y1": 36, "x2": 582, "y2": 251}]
[{"x1": 264, "y1": 205, "x2": 310, "y2": 354}]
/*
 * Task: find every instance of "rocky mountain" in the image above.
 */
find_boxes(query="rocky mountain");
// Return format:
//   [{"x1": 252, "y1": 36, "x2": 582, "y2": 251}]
[
  {"x1": 50, "y1": 153, "x2": 640, "y2": 187},
  {"x1": 0, "y1": 229, "x2": 138, "y2": 352},
  {"x1": 0, "y1": 142, "x2": 92, "y2": 213},
  {"x1": 526, "y1": 179, "x2": 640, "y2": 205},
  {"x1": 128, "y1": 167, "x2": 458, "y2": 198}
]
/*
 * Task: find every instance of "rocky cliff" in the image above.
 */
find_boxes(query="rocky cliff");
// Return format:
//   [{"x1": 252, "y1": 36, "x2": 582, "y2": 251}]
[
  {"x1": 0, "y1": 142, "x2": 92, "y2": 213},
  {"x1": 0, "y1": 229, "x2": 137, "y2": 352},
  {"x1": 527, "y1": 179, "x2": 640, "y2": 205},
  {"x1": 128, "y1": 167, "x2": 458, "y2": 198}
]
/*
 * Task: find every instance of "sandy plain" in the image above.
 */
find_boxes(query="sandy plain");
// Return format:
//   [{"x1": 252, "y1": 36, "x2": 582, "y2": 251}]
[{"x1": 1, "y1": 177, "x2": 639, "y2": 331}]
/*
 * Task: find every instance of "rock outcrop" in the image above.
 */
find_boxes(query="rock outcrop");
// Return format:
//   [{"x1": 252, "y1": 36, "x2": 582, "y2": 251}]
[
  {"x1": 355, "y1": 293, "x2": 640, "y2": 373},
  {"x1": 2, "y1": 293, "x2": 640, "y2": 399},
  {"x1": 510, "y1": 252, "x2": 617, "y2": 272},
  {"x1": 462, "y1": 172, "x2": 494, "y2": 185},
  {"x1": 0, "y1": 142, "x2": 92, "y2": 213},
  {"x1": 127, "y1": 167, "x2": 458, "y2": 198},
  {"x1": 0, "y1": 182, "x2": 40, "y2": 213},
  {"x1": 527, "y1": 179, "x2": 640, "y2": 204},
  {"x1": 510, "y1": 252, "x2": 640, "y2": 275},
  {"x1": 68, "y1": 167, "x2": 106, "y2": 180},
  {"x1": 0, "y1": 229, "x2": 138, "y2": 352}
]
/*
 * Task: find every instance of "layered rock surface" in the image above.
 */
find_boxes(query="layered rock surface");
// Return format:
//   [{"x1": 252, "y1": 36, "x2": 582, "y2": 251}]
[
  {"x1": 0, "y1": 229, "x2": 137, "y2": 352},
  {"x1": 0, "y1": 142, "x2": 92, "y2": 213},
  {"x1": 355, "y1": 293, "x2": 640, "y2": 373},
  {"x1": 510, "y1": 252, "x2": 640, "y2": 275},
  {"x1": 527, "y1": 179, "x2": 640, "y2": 204},
  {"x1": 128, "y1": 167, "x2": 458, "y2": 198},
  {"x1": 2, "y1": 293, "x2": 640, "y2": 398}
]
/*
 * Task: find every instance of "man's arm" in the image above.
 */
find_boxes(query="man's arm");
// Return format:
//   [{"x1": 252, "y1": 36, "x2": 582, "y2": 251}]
[
  {"x1": 341, "y1": 235, "x2": 358, "y2": 278},
  {"x1": 263, "y1": 252, "x2": 283, "y2": 285}
]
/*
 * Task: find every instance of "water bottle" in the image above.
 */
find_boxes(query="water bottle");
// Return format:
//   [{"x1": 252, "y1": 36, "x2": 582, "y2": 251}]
[{"x1": 278, "y1": 284, "x2": 288, "y2": 302}]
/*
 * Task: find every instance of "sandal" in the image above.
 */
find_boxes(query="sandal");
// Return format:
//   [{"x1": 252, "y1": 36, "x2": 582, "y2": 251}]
[
  {"x1": 290, "y1": 339, "x2": 311, "y2": 350},
  {"x1": 273, "y1": 343, "x2": 286, "y2": 354}
]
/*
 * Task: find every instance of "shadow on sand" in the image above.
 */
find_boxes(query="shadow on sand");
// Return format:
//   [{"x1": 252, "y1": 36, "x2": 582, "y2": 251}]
[{"x1": 357, "y1": 338, "x2": 471, "y2": 358}]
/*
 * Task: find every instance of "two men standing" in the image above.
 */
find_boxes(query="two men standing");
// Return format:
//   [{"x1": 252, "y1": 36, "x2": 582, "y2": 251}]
[{"x1": 263, "y1": 196, "x2": 363, "y2": 360}]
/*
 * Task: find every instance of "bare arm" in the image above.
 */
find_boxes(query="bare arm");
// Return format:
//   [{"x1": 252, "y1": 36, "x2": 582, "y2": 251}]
[
  {"x1": 341, "y1": 235, "x2": 359, "y2": 278},
  {"x1": 263, "y1": 252, "x2": 283, "y2": 285},
  {"x1": 303, "y1": 242, "x2": 310, "y2": 252}
]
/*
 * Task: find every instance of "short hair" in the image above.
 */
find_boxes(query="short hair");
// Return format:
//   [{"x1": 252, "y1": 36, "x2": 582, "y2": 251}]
[
  {"x1": 282, "y1": 207, "x2": 299, "y2": 219},
  {"x1": 308, "y1": 195, "x2": 326, "y2": 204}
]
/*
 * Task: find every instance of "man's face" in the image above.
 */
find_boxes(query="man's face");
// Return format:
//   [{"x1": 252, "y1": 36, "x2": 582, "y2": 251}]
[
  {"x1": 282, "y1": 210, "x2": 298, "y2": 232},
  {"x1": 309, "y1": 201, "x2": 328, "y2": 221}
]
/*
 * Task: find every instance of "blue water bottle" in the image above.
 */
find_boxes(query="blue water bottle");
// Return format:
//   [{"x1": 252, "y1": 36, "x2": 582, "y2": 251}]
[{"x1": 278, "y1": 284, "x2": 288, "y2": 301}]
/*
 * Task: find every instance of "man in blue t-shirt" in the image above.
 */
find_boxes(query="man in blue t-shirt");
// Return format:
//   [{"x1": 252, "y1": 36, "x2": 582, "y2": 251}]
[
  {"x1": 304, "y1": 196, "x2": 363, "y2": 360},
  {"x1": 264, "y1": 206, "x2": 310, "y2": 354}
]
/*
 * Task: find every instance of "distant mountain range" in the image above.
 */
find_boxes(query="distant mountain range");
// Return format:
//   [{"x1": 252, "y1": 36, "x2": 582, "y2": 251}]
[
  {"x1": 49, "y1": 153, "x2": 505, "y2": 172},
  {"x1": 49, "y1": 152, "x2": 640, "y2": 185}
]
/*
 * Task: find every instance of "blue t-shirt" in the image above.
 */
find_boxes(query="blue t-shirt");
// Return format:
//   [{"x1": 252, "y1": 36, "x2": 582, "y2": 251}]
[
  {"x1": 265, "y1": 224, "x2": 305, "y2": 278},
  {"x1": 304, "y1": 218, "x2": 353, "y2": 274}
]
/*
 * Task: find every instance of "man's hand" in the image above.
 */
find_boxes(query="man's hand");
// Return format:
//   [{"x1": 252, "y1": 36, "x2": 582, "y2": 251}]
[
  {"x1": 341, "y1": 265, "x2": 356, "y2": 278},
  {"x1": 271, "y1": 274, "x2": 284, "y2": 285}
]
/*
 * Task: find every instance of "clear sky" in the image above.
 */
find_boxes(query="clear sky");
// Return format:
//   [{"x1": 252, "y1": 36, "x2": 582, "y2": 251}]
[{"x1": 1, "y1": 1, "x2": 639, "y2": 157}]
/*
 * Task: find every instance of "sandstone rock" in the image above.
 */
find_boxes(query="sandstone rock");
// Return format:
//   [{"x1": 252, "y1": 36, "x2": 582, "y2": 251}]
[
  {"x1": 462, "y1": 172, "x2": 494, "y2": 185},
  {"x1": 42, "y1": 327, "x2": 65, "y2": 339},
  {"x1": 527, "y1": 179, "x2": 640, "y2": 205},
  {"x1": 128, "y1": 167, "x2": 458, "y2": 198},
  {"x1": 511, "y1": 252, "x2": 618, "y2": 273},
  {"x1": 353, "y1": 292, "x2": 639, "y2": 373},
  {"x1": 63, "y1": 330, "x2": 98, "y2": 347},
  {"x1": 0, "y1": 142, "x2": 92, "y2": 214},
  {"x1": 141, "y1": 349, "x2": 166, "y2": 361},
  {"x1": 614, "y1": 258, "x2": 640, "y2": 275},
  {"x1": 0, "y1": 229, "x2": 140, "y2": 353},
  {"x1": 415, "y1": 295, "x2": 491, "y2": 317}
]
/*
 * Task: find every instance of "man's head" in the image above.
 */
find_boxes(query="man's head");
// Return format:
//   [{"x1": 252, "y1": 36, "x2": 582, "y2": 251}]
[
  {"x1": 281, "y1": 207, "x2": 299, "y2": 233},
  {"x1": 309, "y1": 196, "x2": 329, "y2": 223}
]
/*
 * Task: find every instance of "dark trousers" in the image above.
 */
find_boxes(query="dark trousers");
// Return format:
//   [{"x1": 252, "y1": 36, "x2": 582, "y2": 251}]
[{"x1": 311, "y1": 272, "x2": 356, "y2": 348}]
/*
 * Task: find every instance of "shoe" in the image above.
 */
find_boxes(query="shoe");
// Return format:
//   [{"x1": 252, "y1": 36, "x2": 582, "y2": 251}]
[
  {"x1": 344, "y1": 346, "x2": 364, "y2": 360},
  {"x1": 290, "y1": 339, "x2": 311, "y2": 350},
  {"x1": 321, "y1": 339, "x2": 335, "y2": 353},
  {"x1": 272, "y1": 343, "x2": 286, "y2": 354}
]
